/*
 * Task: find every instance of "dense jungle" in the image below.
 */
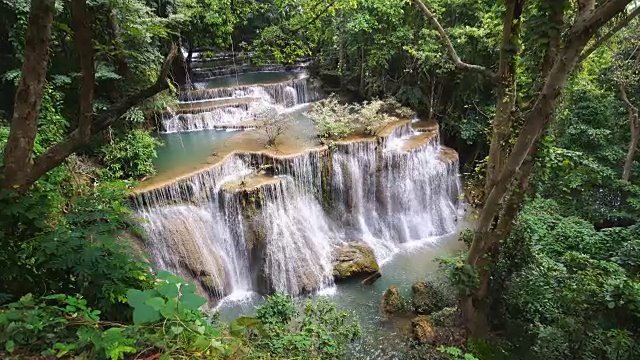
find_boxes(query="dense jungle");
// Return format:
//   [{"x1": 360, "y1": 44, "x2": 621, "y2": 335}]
[{"x1": 1, "y1": 0, "x2": 640, "y2": 359}]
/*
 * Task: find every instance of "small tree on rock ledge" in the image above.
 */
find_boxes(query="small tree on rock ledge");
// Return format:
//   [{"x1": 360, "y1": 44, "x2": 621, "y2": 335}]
[{"x1": 255, "y1": 108, "x2": 293, "y2": 148}]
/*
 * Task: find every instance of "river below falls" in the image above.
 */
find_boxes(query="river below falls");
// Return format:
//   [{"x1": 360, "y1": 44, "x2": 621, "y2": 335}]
[{"x1": 213, "y1": 216, "x2": 469, "y2": 359}]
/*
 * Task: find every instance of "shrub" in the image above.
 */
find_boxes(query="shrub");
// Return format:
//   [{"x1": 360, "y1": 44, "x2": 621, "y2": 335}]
[
  {"x1": 252, "y1": 293, "x2": 361, "y2": 359},
  {"x1": 0, "y1": 180, "x2": 153, "y2": 317},
  {"x1": 100, "y1": 129, "x2": 162, "y2": 180},
  {"x1": 0, "y1": 277, "x2": 361, "y2": 360},
  {"x1": 305, "y1": 95, "x2": 358, "y2": 140},
  {"x1": 359, "y1": 99, "x2": 394, "y2": 135}
]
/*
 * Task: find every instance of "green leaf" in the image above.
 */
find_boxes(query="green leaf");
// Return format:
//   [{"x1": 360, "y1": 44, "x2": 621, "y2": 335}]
[
  {"x1": 160, "y1": 298, "x2": 178, "y2": 318},
  {"x1": 180, "y1": 292, "x2": 206, "y2": 310},
  {"x1": 157, "y1": 283, "x2": 179, "y2": 299},
  {"x1": 132, "y1": 303, "x2": 161, "y2": 325},
  {"x1": 181, "y1": 283, "x2": 197, "y2": 294},
  {"x1": 235, "y1": 316, "x2": 261, "y2": 328},
  {"x1": 157, "y1": 271, "x2": 173, "y2": 280},
  {"x1": 229, "y1": 317, "x2": 260, "y2": 337},
  {"x1": 126, "y1": 289, "x2": 148, "y2": 308},
  {"x1": 145, "y1": 296, "x2": 166, "y2": 311},
  {"x1": 5, "y1": 340, "x2": 15, "y2": 353}
]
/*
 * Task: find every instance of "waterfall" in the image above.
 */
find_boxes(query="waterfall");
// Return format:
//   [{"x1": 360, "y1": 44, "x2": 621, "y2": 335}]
[
  {"x1": 134, "y1": 122, "x2": 461, "y2": 302},
  {"x1": 179, "y1": 77, "x2": 320, "y2": 103},
  {"x1": 258, "y1": 177, "x2": 336, "y2": 295},
  {"x1": 160, "y1": 77, "x2": 321, "y2": 133},
  {"x1": 328, "y1": 127, "x2": 459, "y2": 263}
]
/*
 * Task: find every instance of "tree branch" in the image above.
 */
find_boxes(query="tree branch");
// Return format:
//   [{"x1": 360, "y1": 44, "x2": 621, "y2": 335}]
[
  {"x1": 288, "y1": 0, "x2": 338, "y2": 33},
  {"x1": 23, "y1": 44, "x2": 179, "y2": 190},
  {"x1": 71, "y1": 0, "x2": 95, "y2": 138},
  {"x1": 2, "y1": 0, "x2": 56, "y2": 189},
  {"x1": 579, "y1": 5, "x2": 640, "y2": 62},
  {"x1": 573, "y1": 0, "x2": 635, "y2": 38},
  {"x1": 412, "y1": 0, "x2": 498, "y2": 82}
]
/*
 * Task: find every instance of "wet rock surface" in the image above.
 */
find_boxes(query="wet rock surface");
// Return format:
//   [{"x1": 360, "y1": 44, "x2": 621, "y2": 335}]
[
  {"x1": 333, "y1": 243, "x2": 380, "y2": 280},
  {"x1": 411, "y1": 315, "x2": 436, "y2": 344},
  {"x1": 381, "y1": 285, "x2": 404, "y2": 318}
]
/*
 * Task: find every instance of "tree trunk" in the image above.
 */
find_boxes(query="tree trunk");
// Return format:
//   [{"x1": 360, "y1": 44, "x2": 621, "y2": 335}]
[
  {"x1": 484, "y1": 0, "x2": 525, "y2": 197},
  {"x1": 463, "y1": 6, "x2": 606, "y2": 335},
  {"x1": 2, "y1": 0, "x2": 56, "y2": 189},
  {"x1": 621, "y1": 84, "x2": 639, "y2": 181}
]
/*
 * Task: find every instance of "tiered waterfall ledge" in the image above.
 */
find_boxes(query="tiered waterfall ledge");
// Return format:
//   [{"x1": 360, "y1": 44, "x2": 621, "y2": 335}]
[
  {"x1": 132, "y1": 119, "x2": 446, "y2": 201},
  {"x1": 132, "y1": 118, "x2": 461, "y2": 303}
]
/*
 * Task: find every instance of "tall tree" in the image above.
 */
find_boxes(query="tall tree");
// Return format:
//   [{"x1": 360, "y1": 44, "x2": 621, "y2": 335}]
[
  {"x1": 1, "y1": 0, "x2": 178, "y2": 191},
  {"x1": 413, "y1": 0, "x2": 640, "y2": 335}
]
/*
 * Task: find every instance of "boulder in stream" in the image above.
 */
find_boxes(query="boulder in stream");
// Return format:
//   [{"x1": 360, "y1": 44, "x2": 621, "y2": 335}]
[
  {"x1": 381, "y1": 285, "x2": 404, "y2": 318},
  {"x1": 333, "y1": 243, "x2": 380, "y2": 280},
  {"x1": 411, "y1": 315, "x2": 436, "y2": 344}
]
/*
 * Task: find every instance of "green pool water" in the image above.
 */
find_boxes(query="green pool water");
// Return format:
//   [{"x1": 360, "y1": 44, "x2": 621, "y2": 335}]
[
  {"x1": 153, "y1": 130, "x2": 238, "y2": 174},
  {"x1": 152, "y1": 106, "x2": 317, "y2": 176},
  {"x1": 193, "y1": 71, "x2": 301, "y2": 89}
]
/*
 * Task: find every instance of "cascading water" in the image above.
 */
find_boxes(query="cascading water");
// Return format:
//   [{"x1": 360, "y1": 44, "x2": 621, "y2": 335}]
[
  {"x1": 329, "y1": 125, "x2": 460, "y2": 263},
  {"x1": 258, "y1": 177, "x2": 336, "y2": 295},
  {"x1": 161, "y1": 76, "x2": 321, "y2": 133},
  {"x1": 134, "y1": 120, "x2": 462, "y2": 303}
]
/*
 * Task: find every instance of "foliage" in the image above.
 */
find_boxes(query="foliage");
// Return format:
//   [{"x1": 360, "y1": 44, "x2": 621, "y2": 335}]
[
  {"x1": 251, "y1": 293, "x2": 362, "y2": 359},
  {"x1": 306, "y1": 95, "x2": 411, "y2": 139},
  {"x1": 305, "y1": 96, "x2": 358, "y2": 140},
  {"x1": 0, "y1": 280, "x2": 361, "y2": 359},
  {"x1": 100, "y1": 129, "x2": 162, "y2": 180},
  {"x1": 437, "y1": 253, "x2": 478, "y2": 297},
  {"x1": 359, "y1": 99, "x2": 393, "y2": 135},
  {"x1": 437, "y1": 346, "x2": 480, "y2": 360},
  {"x1": 489, "y1": 198, "x2": 640, "y2": 360}
]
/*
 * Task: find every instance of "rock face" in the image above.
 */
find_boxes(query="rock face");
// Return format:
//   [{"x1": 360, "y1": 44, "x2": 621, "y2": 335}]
[
  {"x1": 333, "y1": 243, "x2": 380, "y2": 280},
  {"x1": 381, "y1": 286, "x2": 404, "y2": 318},
  {"x1": 412, "y1": 281, "x2": 445, "y2": 314},
  {"x1": 411, "y1": 315, "x2": 436, "y2": 344}
]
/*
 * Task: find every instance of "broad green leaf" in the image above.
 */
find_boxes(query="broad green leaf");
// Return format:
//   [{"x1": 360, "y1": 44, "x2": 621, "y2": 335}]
[
  {"x1": 145, "y1": 296, "x2": 166, "y2": 311},
  {"x1": 180, "y1": 292, "x2": 206, "y2": 310},
  {"x1": 181, "y1": 283, "x2": 197, "y2": 294},
  {"x1": 170, "y1": 325, "x2": 184, "y2": 335},
  {"x1": 132, "y1": 303, "x2": 161, "y2": 325},
  {"x1": 5, "y1": 340, "x2": 15, "y2": 353},
  {"x1": 126, "y1": 289, "x2": 148, "y2": 308},
  {"x1": 157, "y1": 282, "x2": 179, "y2": 299},
  {"x1": 157, "y1": 271, "x2": 173, "y2": 280},
  {"x1": 160, "y1": 298, "x2": 178, "y2": 318}
]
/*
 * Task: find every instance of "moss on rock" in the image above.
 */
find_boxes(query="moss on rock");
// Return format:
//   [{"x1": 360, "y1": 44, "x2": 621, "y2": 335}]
[
  {"x1": 333, "y1": 243, "x2": 380, "y2": 280},
  {"x1": 428, "y1": 306, "x2": 459, "y2": 328},
  {"x1": 381, "y1": 285, "x2": 404, "y2": 318},
  {"x1": 411, "y1": 315, "x2": 436, "y2": 344}
]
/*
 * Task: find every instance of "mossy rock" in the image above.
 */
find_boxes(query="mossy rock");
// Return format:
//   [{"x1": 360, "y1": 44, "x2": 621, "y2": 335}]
[
  {"x1": 412, "y1": 281, "x2": 445, "y2": 315},
  {"x1": 333, "y1": 243, "x2": 380, "y2": 280},
  {"x1": 381, "y1": 285, "x2": 403, "y2": 318},
  {"x1": 411, "y1": 315, "x2": 436, "y2": 344}
]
